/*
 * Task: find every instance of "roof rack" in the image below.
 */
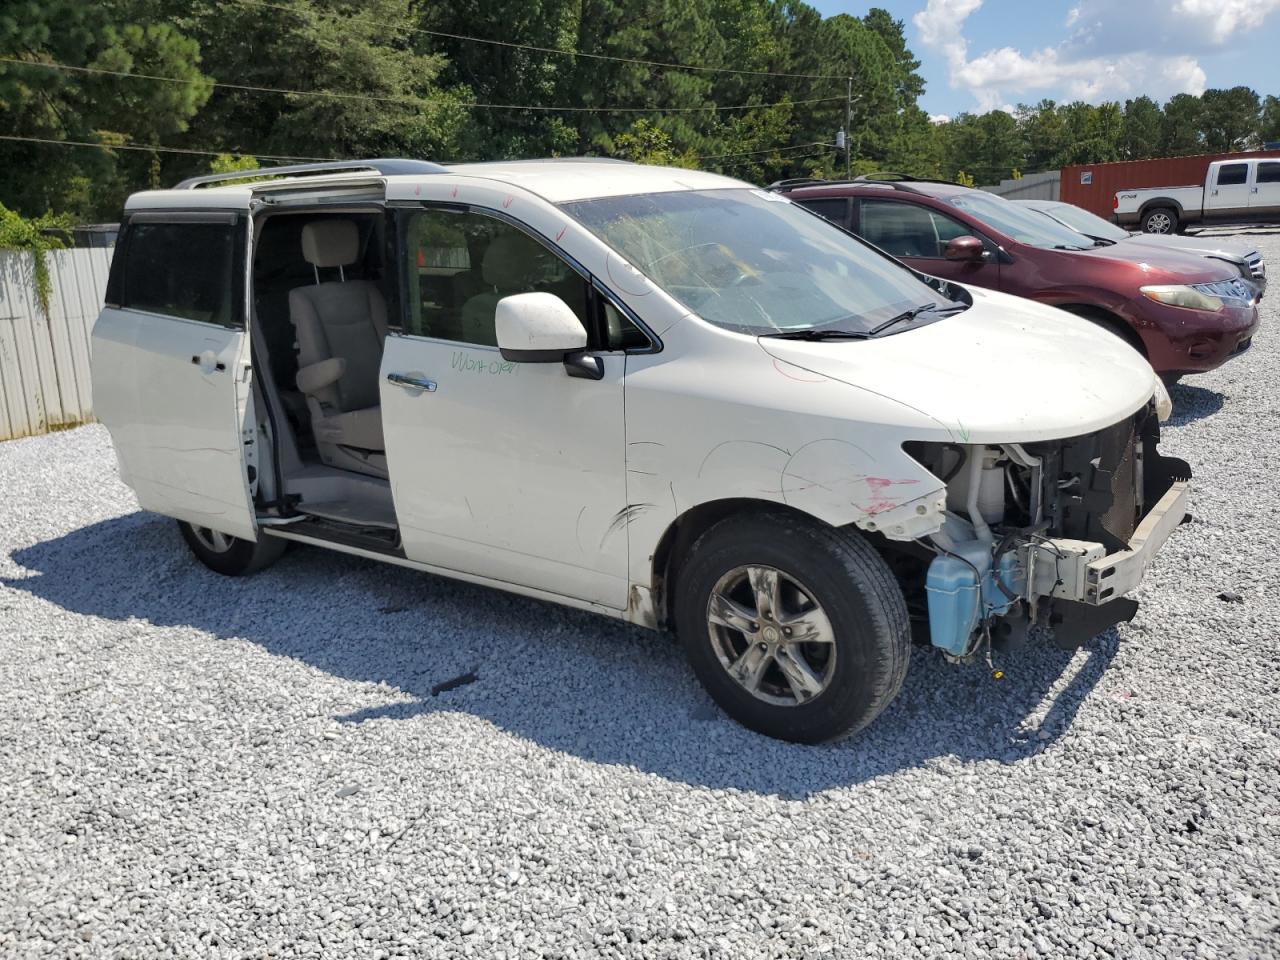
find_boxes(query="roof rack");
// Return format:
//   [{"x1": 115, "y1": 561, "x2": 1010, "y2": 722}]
[
  {"x1": 766, "y1": 177, "x2": 830, "y2": 190},
  {"x1": 854, "y1": 172, "x2": 963, "y2": 191},
  {"x1": 173, "y1": 158, "x2": 448, "y2": 190}
]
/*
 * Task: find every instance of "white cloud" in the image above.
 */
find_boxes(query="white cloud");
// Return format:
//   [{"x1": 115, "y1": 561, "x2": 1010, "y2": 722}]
[
  {"x1": 956, "y1": 46, "x2": 1206, "y2": 110},
  {"x1": 912, "y1": 0, "x2": 982, "y2": 73},
  {"x1": 928, "y1": 113, "x2": 951, "y2": 124},
  {"x1": 914, "y1": 0, "x2": 1265, "y2": 112},
  {"x1": 1171, "y1": 0, "x2": 1280, "y2": 44}
]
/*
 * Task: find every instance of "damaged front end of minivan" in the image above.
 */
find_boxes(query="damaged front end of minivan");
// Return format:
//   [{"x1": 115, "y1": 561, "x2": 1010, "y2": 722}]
[{"x1": 901, "y1": 399, "x2": 1191, "y2": 660}]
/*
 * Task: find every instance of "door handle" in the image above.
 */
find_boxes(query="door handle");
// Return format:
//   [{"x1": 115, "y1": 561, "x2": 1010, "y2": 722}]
[
  {"x1": 386, "y1": 372, "x2": 437, "y2": 392},
  {"x1": 191, "y1": 353, "x2": 226, "y2": 372},
  {"x1": 1251, "y1": 187, "x2": 1259, "y2": 194}
]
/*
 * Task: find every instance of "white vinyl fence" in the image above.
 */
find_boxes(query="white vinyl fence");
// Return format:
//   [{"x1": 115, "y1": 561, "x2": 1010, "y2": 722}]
[{"x1": 0, "y1": 247, "x2": 112, "y2": 441}]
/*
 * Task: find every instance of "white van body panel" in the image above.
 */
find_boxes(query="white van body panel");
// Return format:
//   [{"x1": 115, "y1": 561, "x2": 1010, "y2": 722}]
[
  {"x1": 100, "y1": 163, "x2": 1162, "y2": 626},
  {"x1": 92, "y1": 308, "x2": 258, "y2": 540}
]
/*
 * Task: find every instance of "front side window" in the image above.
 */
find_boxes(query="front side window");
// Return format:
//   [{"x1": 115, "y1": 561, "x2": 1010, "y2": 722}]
[
  {"x1": 402, "y1": 209, "x2": 591, "y2": 346},
  {"x1": 562, "y1": 189, "x2": 959, "y2": 337},
  {"x1": 944, "y1": 191, "x2": 1093, "y2": 250},
  {"x1": 120, "y1": 219, "x2": 238, "y2": 326},
  {"x1": 1216, "y1": 163, "x2": 1249, "y2": 186},
  {"x1": 858, "y1": 200, "x2": 973, "y2": 259}
]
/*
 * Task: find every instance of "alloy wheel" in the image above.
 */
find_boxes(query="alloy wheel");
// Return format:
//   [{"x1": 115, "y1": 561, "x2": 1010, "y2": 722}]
[
  {"x1": 191, "y1": 526, "x2": 236, "y2": 553},
  {"x1": 706, "y1": 564, "x2": 837, "y2": 707}
]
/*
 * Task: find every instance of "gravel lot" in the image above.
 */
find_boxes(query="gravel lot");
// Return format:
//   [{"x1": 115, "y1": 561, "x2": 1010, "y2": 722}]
[{"x1": 3, "y1": 231, "x2": 1279, "y2": 960}]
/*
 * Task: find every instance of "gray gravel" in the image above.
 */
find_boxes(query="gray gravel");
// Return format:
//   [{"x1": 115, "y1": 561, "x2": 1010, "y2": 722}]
[{"x1": 3, "y1": 231, "x2": 1279, "y2": 960}]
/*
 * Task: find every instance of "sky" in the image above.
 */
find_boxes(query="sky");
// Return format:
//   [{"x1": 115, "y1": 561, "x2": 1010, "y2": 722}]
[{"x1": 808, "y1": 0, "x2": 1280, "y2": 120}]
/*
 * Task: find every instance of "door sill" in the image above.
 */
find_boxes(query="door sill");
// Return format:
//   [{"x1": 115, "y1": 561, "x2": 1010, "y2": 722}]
[
  {"x1": 263, "y1": 516, "x2": 404, "y2": 557},
  {"x1": 294, "y1": 498, "x2": 398, "y2": 529}
]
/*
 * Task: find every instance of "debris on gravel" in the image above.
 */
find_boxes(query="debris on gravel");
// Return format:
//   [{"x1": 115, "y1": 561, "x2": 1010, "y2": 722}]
[{"x1": 1, "y1": 231, "x2": 1278, "y2": 959}]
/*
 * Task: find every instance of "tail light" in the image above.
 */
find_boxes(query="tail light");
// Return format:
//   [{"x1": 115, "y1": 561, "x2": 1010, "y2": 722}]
[{"x1": 1112, "y1": 195, "x2": 1119, "y2": 209}]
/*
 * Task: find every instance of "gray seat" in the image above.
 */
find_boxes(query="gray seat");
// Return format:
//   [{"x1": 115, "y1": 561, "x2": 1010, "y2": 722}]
[
  {"x1": 457, "y1": 233, "x2": 542, "y2": 345},
  {"x1": 288, "y1": 219, "x2": 389, "y2": 478}
]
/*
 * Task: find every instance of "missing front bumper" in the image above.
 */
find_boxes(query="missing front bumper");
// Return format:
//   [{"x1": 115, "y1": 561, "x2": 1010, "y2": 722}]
[{"x1": 1082, "y1": 480, "x2": 1190, "y2": 604}]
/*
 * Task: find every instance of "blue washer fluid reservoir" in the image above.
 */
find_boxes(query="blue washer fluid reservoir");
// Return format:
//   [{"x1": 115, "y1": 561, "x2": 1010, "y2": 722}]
[{"x1": 925, "y1": 539, "x2": 993, "y2": 657}]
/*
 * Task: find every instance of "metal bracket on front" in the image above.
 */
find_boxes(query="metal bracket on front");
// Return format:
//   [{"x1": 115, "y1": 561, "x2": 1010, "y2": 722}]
[{"x1": 1083, "y1": 480, "x2": 1190, "y2": 605}]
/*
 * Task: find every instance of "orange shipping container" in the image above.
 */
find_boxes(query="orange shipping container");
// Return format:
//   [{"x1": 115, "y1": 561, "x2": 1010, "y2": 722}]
[{"x1": 1060, "y1": 150, "x2": 1280, "y2": 219}]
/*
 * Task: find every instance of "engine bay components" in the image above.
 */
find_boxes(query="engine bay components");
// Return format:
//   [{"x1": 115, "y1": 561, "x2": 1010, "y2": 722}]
[{"x1": 909, "y1": 409, "x2": 1190, "y2": 659}]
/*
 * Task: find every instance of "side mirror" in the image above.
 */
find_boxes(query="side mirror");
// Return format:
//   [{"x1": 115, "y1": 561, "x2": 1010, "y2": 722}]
[
  {"x1": 944, "y1": 235, "x2": 987, "y2": 262},
  {"x1": 496, "y1": 292, "x2": 588, "y2": 361}
]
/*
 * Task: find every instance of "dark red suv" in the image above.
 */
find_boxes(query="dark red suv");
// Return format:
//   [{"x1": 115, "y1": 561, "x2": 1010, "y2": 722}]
[{"x1": 773, "y1": 175, "x2": 1260, "y2": 380}]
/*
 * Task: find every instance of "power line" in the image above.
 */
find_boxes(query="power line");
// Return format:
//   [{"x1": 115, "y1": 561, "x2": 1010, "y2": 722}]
[
  {"x1": 0, "y1": 133, "x2": 328, "y2": 163},
  {"x1": 0, "y1": 132, "x2": 837, "y2": 171},
  {"x1": 0, "y1": 57, "x2": 844, "y2": 115},
  {"x1": 693, "y1": 141, "x2": 827, "y2": 161},
  {"x1": 231, "y1": 0, "x2": 848, "y2": 82}
]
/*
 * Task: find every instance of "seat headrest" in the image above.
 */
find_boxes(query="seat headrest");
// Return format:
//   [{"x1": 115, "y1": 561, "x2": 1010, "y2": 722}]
[
  {"x1": 481, "y1": 233, "x2": 539, "y2": 290},
  {"x1": 301, "y1": 220, "x2": 359, "y2": 269}
]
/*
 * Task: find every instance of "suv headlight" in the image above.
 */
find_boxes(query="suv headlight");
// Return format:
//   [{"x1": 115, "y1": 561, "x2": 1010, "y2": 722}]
[
  {"x1": 1152, "y1": 373, "x2": 1173, "y2": 422},
  {"x1": 1140, "y1": 284, "x2": 1223, "y2": 312}
]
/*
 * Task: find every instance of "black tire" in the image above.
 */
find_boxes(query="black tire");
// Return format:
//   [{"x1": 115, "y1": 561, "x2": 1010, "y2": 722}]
[
  {"x1": 178, "y1": 521, "x2": 287, "y2": 576},
  {"x1": 1142, "y1": 207, "x2": 1178, "y2": 235},
  {"x1": 673, "y1": 511, "x2": 910, "y2": 744}
]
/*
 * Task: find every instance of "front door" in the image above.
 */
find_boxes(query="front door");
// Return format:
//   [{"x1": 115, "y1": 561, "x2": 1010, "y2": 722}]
[
  {"x1": 854, "y1": 197, "x2": 1000, "y2": 289},
  {"x1": 379, "y1": 205, "x2": 628, "y2": 608},
  {"x1": 92, "y1": 211, "x2": 259, "y2": 541},
  {"x1": 1206, "y1": 162, "x2": 1251, "y2": 218}
]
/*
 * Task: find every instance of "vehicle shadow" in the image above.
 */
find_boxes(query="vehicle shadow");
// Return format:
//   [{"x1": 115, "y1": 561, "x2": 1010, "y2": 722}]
[
  {"x1": 4, "y1": 512, "x2": 1119, "y2": 796},
  {"x1": 1168, "y1": 383, "x2": 1226, "y2": 426}
]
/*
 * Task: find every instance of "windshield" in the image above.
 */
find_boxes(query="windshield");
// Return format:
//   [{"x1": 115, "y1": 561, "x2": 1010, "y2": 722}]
[
  {"x1": 947, "y1": 192, "x2": 1095, "y2": 250},
  {"x1": 561, "y1": 188, "x2": 960, "y2": 336},
  {"x1": 1035, "y1": 203, "x2": 1128, "y2": 241}
]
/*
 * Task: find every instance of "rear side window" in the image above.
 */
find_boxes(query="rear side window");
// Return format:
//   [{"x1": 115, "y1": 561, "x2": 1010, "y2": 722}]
[
  {"x1": 116, "y1": 217, "x2": 240, "y2": 326},
  {"x1": 1216, "y1": 163, "x2": 1249, "y2": 186},
  {"x1": 797, "y1": 198, "x2": 850, "y2": 227},
  {"x1": 1257, "y1": 162, "x2": 1280, "y2": 184}
]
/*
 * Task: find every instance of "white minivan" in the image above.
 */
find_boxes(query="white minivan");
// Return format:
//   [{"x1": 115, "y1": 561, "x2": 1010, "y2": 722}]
[{"x1": 92, "y1": 159, "x2": 1190, "y2": 743}]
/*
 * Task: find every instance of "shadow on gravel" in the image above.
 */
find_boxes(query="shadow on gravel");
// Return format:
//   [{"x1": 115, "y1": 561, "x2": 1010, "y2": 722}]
[
  {"x1": 6, "y1": 512, "x2": 1118, "y2": 796},
  {"x1": 1167, "y1": 383, "x2": 1225, "y2": 427}
]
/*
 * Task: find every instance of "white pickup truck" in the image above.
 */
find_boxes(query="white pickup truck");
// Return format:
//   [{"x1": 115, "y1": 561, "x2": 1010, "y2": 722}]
[{"x1": 1115, "y1": 157, "x2": 1280, "y2": 234}]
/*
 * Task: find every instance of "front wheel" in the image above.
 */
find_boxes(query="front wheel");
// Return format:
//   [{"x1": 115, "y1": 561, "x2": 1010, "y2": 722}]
[
  {"x1": 1142, "y1": 207, "x2": 1178, "y2": 234},
  {"x1": 674, "y1": 512, "x2": 910, "y2": 743},
  {"x1": 178, "y1": 521, "x2": 287, "y2": 576}
]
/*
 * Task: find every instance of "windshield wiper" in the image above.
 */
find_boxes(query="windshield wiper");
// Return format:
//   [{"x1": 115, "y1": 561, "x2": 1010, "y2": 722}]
[
  {"x1": 763, "y1": 328, "x2": 870, "y2": 341},
  {"x1": 866, "y1": 302, "x2": 962, "y2": 337}
]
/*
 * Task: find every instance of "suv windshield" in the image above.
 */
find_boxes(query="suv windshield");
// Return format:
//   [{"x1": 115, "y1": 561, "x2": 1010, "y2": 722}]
[
  {"x1": 562, "y1": 188, "x2": 961, "y2": 336},
  {"x1": 946, "y1": 192, "x2": 1094, "y2": 250},
  {"x1": 1034, "y1": 202, "x2": 1129, "y2": 242}
]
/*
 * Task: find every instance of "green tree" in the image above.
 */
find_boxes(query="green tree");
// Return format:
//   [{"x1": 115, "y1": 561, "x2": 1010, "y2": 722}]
[
  {"x1": 0, "y1": 0, "x2": 211, "y2": 218},
  {"x1": 1261, "y1": 95, "x2": 1280, "y2": 144},
  {"x1": 164, "y1": 0, "x2": 471, "y2": 171},
  {"x1": 1198, "y1": 86, "x2": 1261, "y2": 152},
  {"x1": 1161, "y1": 93, "x2": 1204, "y2": 156},
  {"x1": 1121, "y1": 95, "x2": 1163, "y2": 160},
  {"x1": 1018, "y1": 100, "x2": 1065, "y2": 171}
]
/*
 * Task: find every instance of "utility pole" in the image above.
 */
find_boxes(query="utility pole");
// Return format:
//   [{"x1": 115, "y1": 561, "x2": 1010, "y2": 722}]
[{"x1": 845, "y1": 75, "x2": 853, "y2": 180}]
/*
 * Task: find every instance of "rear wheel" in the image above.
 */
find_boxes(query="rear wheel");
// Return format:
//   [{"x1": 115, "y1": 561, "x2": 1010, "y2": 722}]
[
  {"x1": 1142, "y1": 207, "x2": 1177, "y2": 234},
  {"x1": 178, "y1": 521, "x2": 287, "y2": 576},
  {"x1": 674, "y1": 512, "x2": 910, "y2": 743}
]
